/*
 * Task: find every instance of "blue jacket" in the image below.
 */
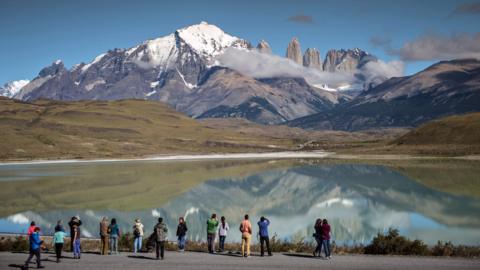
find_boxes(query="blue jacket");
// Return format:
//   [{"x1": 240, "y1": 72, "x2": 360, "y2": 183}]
[
  {"x1": 30, "y1": 232, "x2": 42, "y2": 250},
  {"x1": 257, "y1": 219, "x2": 270, "y2": 237}
]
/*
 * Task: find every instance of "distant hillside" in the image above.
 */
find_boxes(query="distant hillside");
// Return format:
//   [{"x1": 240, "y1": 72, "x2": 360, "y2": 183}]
[
  {"x1": 0, "y1": 98, "x2": 296, "y2": 161},
  {"x1": 290, "y1": 59, "x2": 480, "y2": 131},
  {"x1": 393, "y1": 112, "x2": 480, "y2": 146}
]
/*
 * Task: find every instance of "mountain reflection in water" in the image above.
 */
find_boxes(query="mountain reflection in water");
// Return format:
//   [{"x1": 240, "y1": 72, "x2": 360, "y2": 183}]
[{"x1": 0, "y1": 161, "x2": 479, "y2": 245}]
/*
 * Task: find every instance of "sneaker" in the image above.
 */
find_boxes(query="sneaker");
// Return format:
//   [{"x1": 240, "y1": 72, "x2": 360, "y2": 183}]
[
  {"x1": 312, "y1": 251, "x2": 316, "y2": 257},
  {"x1": 37, "y1": 266, "x2": 45, "y2": 269}
]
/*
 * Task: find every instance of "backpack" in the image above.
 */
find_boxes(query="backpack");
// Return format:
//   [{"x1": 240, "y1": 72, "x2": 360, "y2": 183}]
[{"x1": 133, "y1": 226, "x2": 141, "y2": 237}]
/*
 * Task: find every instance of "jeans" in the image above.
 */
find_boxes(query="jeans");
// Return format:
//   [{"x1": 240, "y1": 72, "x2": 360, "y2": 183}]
[
  {"x1": 241, "y1": 233, "x2": 251, "y2": 256},
  {"x1": 178, "y1": 235, "x2": 186, "y2": 250},
  {"x1": 73, "y1": 239, "x2": 81, "y2": 258},
  {"x1": 55, "y1": 243, "x2": 63, "y2": 260},
  {"x1": 207, "y1": 233, "x2": 216, "y2": 253},
  {"x1": 110, "y1": 236, "x2": 118, "y2": 254},
  {"x1": 314, "y1": 236, "x2": 323, "y2": 256},
  {"x1": 134, "y1": 236, "x2": 142, "y2": 253},
  {"x1": 156, "y1": 241, "x2": 165, "y2": 259},
  {"x1": 219, "y1": 235, "x2": 226, "y2": 251},
  {"x1": 101, "y1": 235, "x2": 109, "y2": 255},
  {"x1": 260, "y1": 236, "x2": 271, "y2": 256},
  {"x1": 25, "y1": 248, "x2": 41, "y2": 267},
  {"x1": 322, "y1": 239, "x2": 331, "y2": 257}
]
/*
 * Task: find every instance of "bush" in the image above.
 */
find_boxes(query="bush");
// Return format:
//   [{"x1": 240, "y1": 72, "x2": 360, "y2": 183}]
[{"x1": 364, "y1": 228, "x2": 428, "y2": 255}]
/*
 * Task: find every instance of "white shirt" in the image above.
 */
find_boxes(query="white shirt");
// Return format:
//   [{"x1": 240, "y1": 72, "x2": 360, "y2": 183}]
[{"x1": 218, "y1": 222, "x2": 229, "y2": 236}]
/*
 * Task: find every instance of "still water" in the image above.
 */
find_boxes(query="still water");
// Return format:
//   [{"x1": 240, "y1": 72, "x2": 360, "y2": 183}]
[{"x1": 0, "y1": 158, "x2": 479, "y2": 245}]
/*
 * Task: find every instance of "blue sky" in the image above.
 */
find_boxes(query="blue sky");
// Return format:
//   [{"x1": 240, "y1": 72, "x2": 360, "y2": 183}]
[{"x1": 0, "y1": 0, "x2": 479, "y2": 84}]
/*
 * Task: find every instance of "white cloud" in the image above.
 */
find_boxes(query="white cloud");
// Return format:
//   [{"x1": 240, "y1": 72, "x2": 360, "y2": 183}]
[
  {"x1": 392, "y1": 32, "x2": 480, "y2": 61},
  {"x1": 216, "y1": 48, "x2": 355, "y2": 87},
  {"x1": 358, "y1": 60, "x2": 405, "y2": 87}
]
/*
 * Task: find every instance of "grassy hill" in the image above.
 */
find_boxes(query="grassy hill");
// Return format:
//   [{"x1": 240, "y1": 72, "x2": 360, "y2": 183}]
[
  {"x1": 394, "y1": 112, "x2": 480, "y2": 145},
  {"x1": 0, "y1": 98, "x2": 296, "y2": 161}
]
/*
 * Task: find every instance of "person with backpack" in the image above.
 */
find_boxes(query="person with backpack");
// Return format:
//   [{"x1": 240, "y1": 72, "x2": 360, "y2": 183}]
[
  {"x1": 321, "y1": 219, "x2": 331, "y2": 259},
  {"x1": 133, "y1": 218, "x2": 144, "y2": 255},
  {"x1": 239, "y1": 214, "x2": 252, "y2": 257},
  {"x1": 257, "y1": 216, "x2": 272, "y2": 256},
  {"x1": 68, "y1": 216, "x2": 82, "y2": 252},
  {"x1": 53, "y1": 225, "x2": 67, "y2": 263},
  {"x1": 99, "y1": 216, "x2": 109, "y2": 255},
  {"x1": 24, "y1": 227, "x2": 44, "y2": 268},
  {"x1": 218, "y1": 216, "x2": 229, "y2": 252},
  {"x1": 154, "y1": 217, "x2": 168, "y2": 260},
  {"x1": 72, "y1": 224, "x2": 81, "y2": 259},
  {"x1": 313, "y1": 218, "x2": 323, "y2": 257},
  {"x1": 176, "y1": 217, "x2": 188, "y2": 252},
  {"x1": 108, "y1": 218, "x2": 120, "y2": 254},
  {"x1": 206, "y1": 213, "x2": 219, "y2": 254}
]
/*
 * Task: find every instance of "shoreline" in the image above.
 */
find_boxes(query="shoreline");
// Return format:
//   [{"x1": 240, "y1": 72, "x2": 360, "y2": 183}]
[
  {"x1": 1, "y1": 151, "x2": 479, "y2": 166},
  {"x1": 0, "y1": 151, "x2": 331, "y2": 166}
]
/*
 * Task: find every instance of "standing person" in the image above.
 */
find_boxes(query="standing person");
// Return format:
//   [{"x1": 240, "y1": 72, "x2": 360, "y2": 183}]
[
  {"x1": 27, "y1": 221, "x2": 36, "y2": 237},
  {"x1": 24, "y1": 227, "x2": 44, "y2": 269},
  {"x1": 321, "y1": 219, "x2": 331, "y2": 259},
  {"x1": 133, "y1": 218, "x2": 144, "y2": 255},
  {"x1": 55, "y1": 220, "x2": 65, "y2": 232},
  {"x1": 206, "y1": 214, "x2": 219, "y2": 254},
  {"x1": 313, "y1": 218, "x2": 323, "y2": 257},
  {"x1": 218, "y1": 216, "x2": 229, "y2": 252},
  {"x1": 239, "y1": 214, "x2": 252, "y2": 257},
  {"x1": 72, "y1": 224, "x2": 81, "y2": 259},
  {"x1": 53, "y1": 226, "x2": 67, "y2": 263},
  {"x1": 154, "y1": 217, "x2": 168, "y2": 260},
  {"x1": 109, "y1": 218, "x2": 120, "y2": 254},
  {"x1": 68, "y1": 216, "x2": 82, "y2": 252},
  {"x1": 99, "y1": 217, "x2": 109, "y2": 255},
  {"x1": 176, "y1": 217, "x2": 188, "y2": 252},
  {"x1": 257, "y1": 216, "x2": 272, "y2": 257}
]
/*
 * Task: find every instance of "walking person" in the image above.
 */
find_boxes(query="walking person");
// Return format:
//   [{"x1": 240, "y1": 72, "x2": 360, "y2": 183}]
[
  {"x1": 321, "y1": 219, "x2": 332, "y2": 259},
  {"x1": 24, "y1": 227, "x2": 44, "y2": 269},
  {"x1": 176, "y1": 217, "x2": 188, "y2": 252},
  {"x1": 313, "y1": 218, "x2": 323, "y2": 257},
  {"x1": 133, "y1": 218, "x2": 144, "y2": 255},
  {"x1": 257, "y1": 216, "x2": 272, "y2": 256},
  {"x1": 109, "y1": 218, "x2": 120, "y2": 254},
  {"x1": 53, "y1": 225, "x2": 67, "y2": 263},
  {"x1": 218, "y1": 216, "x2": 229, "y2": 252},
  {"x1": 99, "y1": 217, "x2": 109, "y2": 255},
  {"x1": 72, "y1": 224, "x2": 81, "y2": 259},
  {"x1": 154, "y1": 217, "x2": 168, "y2": 260},
  {"x1": 239, "y1": 214, "x2": 252, "y2": 257},
  {"x1": 68, "y1": 216, "x2": 82, "y2": 252},
  {"x1": 206, "y1": 213, "x2": 219, "y2": 254}
]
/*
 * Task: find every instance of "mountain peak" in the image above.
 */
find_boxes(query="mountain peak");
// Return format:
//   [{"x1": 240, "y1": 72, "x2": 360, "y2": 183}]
[
  {"x1": 176, "y1": 22, "x2": 239, "y2": 57},
  {"x1": 0, "y1": 80, "x2": 30, "y2": 98}
]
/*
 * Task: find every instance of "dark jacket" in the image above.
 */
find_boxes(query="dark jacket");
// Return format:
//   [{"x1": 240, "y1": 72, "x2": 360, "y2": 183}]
[
  {"x1": 176, "y1": 223, "x2": 188, "y2": 237},
  {"x1": 68, "y1": 219, "x2": 82, "y2": 238},
  {"x1": 321, "y1": 224, "x2": 331, "y2": 240}
]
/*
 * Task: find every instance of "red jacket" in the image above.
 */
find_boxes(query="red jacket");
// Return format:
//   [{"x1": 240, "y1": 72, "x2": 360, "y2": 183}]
[{"x1": 321, "y1": 224, "x2": 331, "y2": 240}]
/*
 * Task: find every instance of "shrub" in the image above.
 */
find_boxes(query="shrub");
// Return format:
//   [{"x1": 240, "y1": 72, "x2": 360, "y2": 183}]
[{"x1": 364, "y1": 228, "x2": 428, "y2": 255}]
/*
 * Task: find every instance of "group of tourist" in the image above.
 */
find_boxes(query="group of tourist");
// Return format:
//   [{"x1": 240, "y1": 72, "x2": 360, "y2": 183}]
[{"x1": 22, "y1": 214, "x2": 332, "y2": 268}]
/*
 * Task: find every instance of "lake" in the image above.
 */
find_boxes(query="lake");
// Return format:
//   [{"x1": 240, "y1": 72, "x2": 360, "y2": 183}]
[{"x1": 0, "y1": 158, "x2": 479, "y2": 246}]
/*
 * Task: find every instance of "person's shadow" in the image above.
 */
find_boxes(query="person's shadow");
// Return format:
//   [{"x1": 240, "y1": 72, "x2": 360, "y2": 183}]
[{"x1": 127, "y1": 255, "x2": 157, "y2": 260}]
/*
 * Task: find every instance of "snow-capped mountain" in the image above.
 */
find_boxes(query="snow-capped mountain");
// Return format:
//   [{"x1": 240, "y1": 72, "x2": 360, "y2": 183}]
[
  {"x1": 0, "y1": 80, "x2": 29, "y2": 98},
  {"x1": 10, "y1": 22, "x2": 351, "y2": 124}
]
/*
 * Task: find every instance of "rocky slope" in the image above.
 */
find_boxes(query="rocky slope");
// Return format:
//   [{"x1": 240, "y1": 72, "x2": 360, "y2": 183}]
[{"x1": 290, "y1": 59, "x2": 480, "y2": 131}]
